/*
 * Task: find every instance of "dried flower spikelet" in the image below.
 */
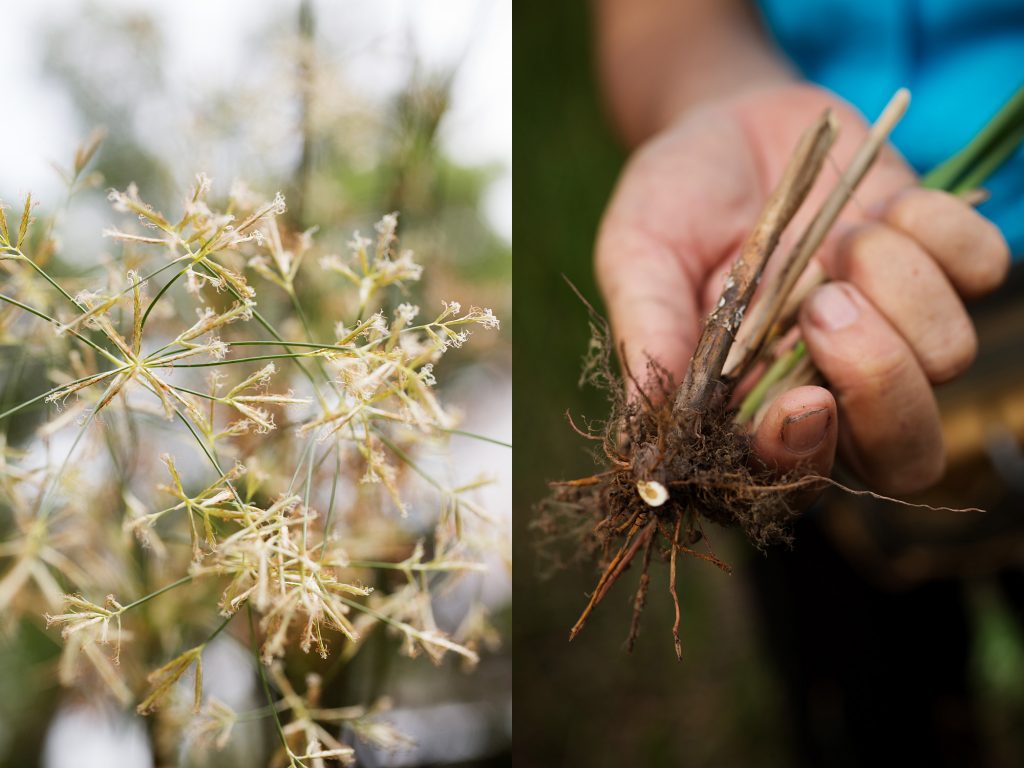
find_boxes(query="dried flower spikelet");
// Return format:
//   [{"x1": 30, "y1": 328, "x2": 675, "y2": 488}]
[
  {"x1": 46, "y1": 594, "x2": 129, "y2": 682},
  {"x1": 122, "y1": 490, "x2": 169, "y2": 558},
  {"x1": 57, "y1": 291, "x2": 119, "y2": 337},
  {"x1": 190, "y1": 697, "x2": 238, "y2": 750},
  {"x1": 393, "y1": 302, "x2": 419, "y2": 329},
  {"x1": 375, "y1": 211, "x2": 399, "y2": 251},
  {"x1": 231, "y1": 403, "x2": 275, "y2": 433},
  {"x1": 343, "y1": 700, "x2": 414, "y2": 752},
  {"x1": 247, "y1": 217, "x2": 312, "y2": 289},
  {"x1": 45, "y1": 593, "x2": 124, "y2": 644},
  {"x1": 107, "y1": 183, "x2": 172, "y2": 232},
  {"x1": 191, "y1": 491, "x2": 385, "y2": 663},
  {"x1": 137, "y1": 644, "x2": 204, "y2": 715},
  {"x1": 365, "y1": 311, "x2": 388, "y2": 341},
  {"x1": 176, "y1": 300, "x2": 254, "y2": 343},
  {"x1": 191, "y1": 172, "x2": 212, "y2": 201},
  {"x1": 201, "y1": 259, "x2": 255, "y2": 299},
  {"x1": 465, "y1": 306, "x2": 500, "y2": 330},
  {"x1": 234, "y1": 191, "x2": 286, "y2": 236},
  {"x1": 185, "y1": 265, "x2": 224, "y2": 296}
]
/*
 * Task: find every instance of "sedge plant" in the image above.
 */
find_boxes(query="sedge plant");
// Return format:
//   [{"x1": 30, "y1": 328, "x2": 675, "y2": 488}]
[
  {"x1": 549, "y1": 84, "x2": 1024, "y2": 659},
  {"x1": 0, "y1": 134, "x2": 504, "y2": 766}
]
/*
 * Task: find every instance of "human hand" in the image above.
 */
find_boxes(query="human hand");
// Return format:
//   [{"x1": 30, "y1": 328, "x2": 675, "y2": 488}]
[{"x1": 596, "y1": 84, "x2": 1009, "y2": 494}]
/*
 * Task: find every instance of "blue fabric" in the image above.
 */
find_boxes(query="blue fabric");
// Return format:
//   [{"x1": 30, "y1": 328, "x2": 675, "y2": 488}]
[{"x1": 757, "y1": 0, "x2": 1024, "y2": 258}]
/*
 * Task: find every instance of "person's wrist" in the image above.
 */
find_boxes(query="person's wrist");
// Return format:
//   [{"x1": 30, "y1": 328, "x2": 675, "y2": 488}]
[{"x1": 649, "y1": 58, "x2": 795, "y2": 142}]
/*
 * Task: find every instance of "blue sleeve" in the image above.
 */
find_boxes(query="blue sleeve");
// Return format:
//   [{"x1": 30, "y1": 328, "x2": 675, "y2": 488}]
[{"x1": 757, "y1": 0, "x2": 1024, "y2": 259}]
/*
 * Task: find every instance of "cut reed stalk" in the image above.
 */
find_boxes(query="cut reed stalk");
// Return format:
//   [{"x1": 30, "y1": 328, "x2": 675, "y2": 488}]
[
  {"x1": 723, "y1": 89, "x2": 910, "y2": 383},
  {"x1": 672, "y1": 110, "x2": 838, "y2": 426}
]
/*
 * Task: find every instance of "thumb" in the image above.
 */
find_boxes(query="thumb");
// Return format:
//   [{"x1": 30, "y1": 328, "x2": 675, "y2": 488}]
[{"x1": 751, "y1": 385, "x2": 838, "y2": 479}]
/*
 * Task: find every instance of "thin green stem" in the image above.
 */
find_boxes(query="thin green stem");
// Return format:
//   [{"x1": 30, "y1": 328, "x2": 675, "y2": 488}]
[
  {"x1": 248, "y1": 604, "x2": 298, "y2": 767},
  {"x1": 922, "y1": 85, "x2": 1024, "y2": 191},
  {"x1": 149, "y1": 353, "x2": 318, "y2": 368},
  {"x1": 119, "y1": 574, "x2": 194, "y2": 613},
  {"x1": 736, "y1": 340, "x2": 806, "y2": 425},
  {"x1": 319, "y1": 445, "x2": 342, "y2": 564},
  {"x1": 372, "y1": 427, "x2": 444, "y2": 493},
  {"x1": 287, "y1": 435, "x2": 318, "y2": 496},
  {"x1": 204, "y1": 611, "x2": 234, "y2": 644},
  {"x1": 438, "y1": 427, "x2": 512, "y2": 449},
  {"x1": 740, "y1": 87, "x2": 1024, "y2": 422},
  {"x1": 139, "y1": 261, "x2": 192, "y2": 332},
  {"x1": 37, "y1": 380, "x2": 109, "y2": 520},
  {"x1": 16, "y1": 253, "x2": 80, "y2": 308},
  {"x1": 0, "y1": 293, "x2": 121, "y2": 365},
  {"x1": 951, "y1": 120, "x2": 1024, "y2": 194}
]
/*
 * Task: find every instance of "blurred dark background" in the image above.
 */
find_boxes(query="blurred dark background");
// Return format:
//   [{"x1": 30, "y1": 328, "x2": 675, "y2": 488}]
[{"x1": 514, "y1": 3, "x2": 1024, "y2": 767}]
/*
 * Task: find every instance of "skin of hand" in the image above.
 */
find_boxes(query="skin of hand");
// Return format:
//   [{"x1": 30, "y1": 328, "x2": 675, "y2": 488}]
[{"x1": 596, "y1": 83, "x2": 1010, "y2": 495}]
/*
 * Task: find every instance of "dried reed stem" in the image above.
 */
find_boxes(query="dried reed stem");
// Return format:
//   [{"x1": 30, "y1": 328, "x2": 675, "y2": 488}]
[
  {"x1": 672, "y1": 110, "x2": 838, "y2": 425},
  {"x1": 723, "y1": 89, "x2": 911, "y2": 381}
]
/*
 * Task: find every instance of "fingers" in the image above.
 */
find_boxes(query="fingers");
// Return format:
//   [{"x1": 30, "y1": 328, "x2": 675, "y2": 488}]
[
  {"x1": 831, "y1": 223, "x2": 977, "y2": 383},
  {"x1": 802, "y1": 188, "x2": 1008, "y2": 494},
  {"x1": 881, "y1": 188, "x2": 1010, "y2": 298},
  {"x1": 751, "y1": 385, "x2": 837, "y2": 479},
  {"x1": 800, "y1": 282, "x2": 945, "y2": 495}
]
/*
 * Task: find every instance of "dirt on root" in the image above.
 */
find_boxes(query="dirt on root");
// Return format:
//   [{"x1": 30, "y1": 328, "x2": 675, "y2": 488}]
[{"x1": 538, "y1": 306, "x2": 816, "y2": 654}]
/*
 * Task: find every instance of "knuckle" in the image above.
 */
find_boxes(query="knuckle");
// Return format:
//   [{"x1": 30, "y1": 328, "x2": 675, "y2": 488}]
[
  {"x1": 883, "y1": 188, "x2": 936, "y2": 236},
  {"x1": 895, "y1": 447, "x2": 947, "y2": 495},
  {"x1": 884, "y1": 188, "x2": 1010, "y2": 297},
  {"x1": 966, "y1": 222, "x2": 1011, "y2": 294},
  {"x1": 836, "y1": 224, "x2": 892, "y2": 278},
  {"x1": 850, "y1": 345, "x2": 913, "y2": 395},
  {"x1": 924, "y1": 321, "x2": 977, "y2": 383},
  {"x1": 861, "y1": 431, "x2": 947, "y2": 497}
]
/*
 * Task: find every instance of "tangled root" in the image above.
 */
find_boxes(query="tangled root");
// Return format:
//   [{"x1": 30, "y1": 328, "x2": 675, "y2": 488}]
[{"x1": 540, "y1": 307, "x2": 817, "y2": 657}]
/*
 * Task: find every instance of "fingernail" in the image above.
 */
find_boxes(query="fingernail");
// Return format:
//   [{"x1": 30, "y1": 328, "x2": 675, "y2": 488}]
[
  {"x1": 807, "y1": 283, "x2": 860, "y2": 331},
  {"x1": 782, "y1": 407, "x2": 830, "y2": 454}
]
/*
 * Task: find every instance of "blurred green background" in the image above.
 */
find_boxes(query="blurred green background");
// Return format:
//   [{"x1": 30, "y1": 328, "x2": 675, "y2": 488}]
[{"x1": 0, "y1": 2, "x2": 511, "y2": 766}]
